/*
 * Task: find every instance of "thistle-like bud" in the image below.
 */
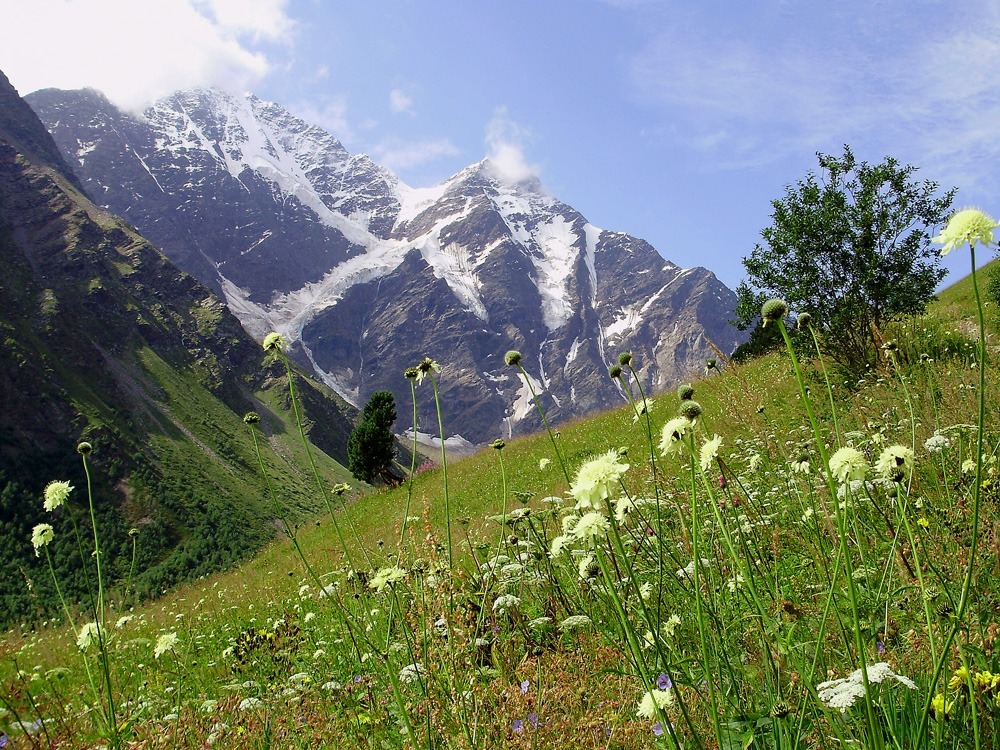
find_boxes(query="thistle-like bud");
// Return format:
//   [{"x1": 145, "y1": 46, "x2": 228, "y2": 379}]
[
  {"x1": 617, "y1": 446, "x2": 629, "y2": 458},
  {"x1": 404, "y1": 366, "x2": 419, "y2": 379},
  {"x1": 128, "y1": 528, "x2": 140, "y2": 538},
  {"x1": 796, "y1": 312, "x2": 812, "y2": 330},
  {"x1": 771, "y1": 701, "x2": 792, "y2": 719},
  {"x1": 609, "y1": 364, "x2": 623, "y2": 379},
  {"x1": 761, "y1": 299, "x2": 788, "y2": 327},
  {"x1": 331, "y1": 483, "x2": 351, "y2": 496},
  {"x1": 618, "y1": 351, "x2": 632, "y2": 366},
  {"x1": 243, "y1": 412, "x2": 261, "y2": 425},
  {"x1": 505, "y1": 350, "x2": 522, "y2": 366},
  {"x1": 491, "y1": 439, "x2": 506, "y2": 451},
  {"x1": 678, "y1": 400, "x2": 702, "y2": 421},
  {"x1": 678, "y1": 383, "x2": 695, "y2": 401},
  {"x1": 705, "y1": 358, "x2": 717, "y2": 371},
  {"x1": 262, "y1": 332, "x2": 285, "y2": 352},
  {"x1": 77, "y1": 441, "x2": 92, "y2": 455}
]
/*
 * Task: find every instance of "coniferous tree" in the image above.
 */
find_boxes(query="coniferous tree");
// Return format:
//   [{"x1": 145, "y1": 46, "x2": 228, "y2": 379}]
[{"x1": 347, "y1": 391, "x2": 397, "y2": 484}]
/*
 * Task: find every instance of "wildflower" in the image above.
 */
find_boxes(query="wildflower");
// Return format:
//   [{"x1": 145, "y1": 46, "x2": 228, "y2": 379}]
[
  {"x1": 796, "y1": 312, "x2": 812, "y2": 330},
  {"x1": 636, "y1": 688, "x2": 674, "y2": 718},
  {"x1": 632, "y1": 397, "x2": 654, "y2": 423},
  {"x1": 924, "y1": 434, "x2": 950, "y2": 453},
  {"x1": 748, "y1": 453, "x2": 763, "y2": 471},
  {"x1": 154, "y1": 632, "x2": 178, "y2": 658},
  {"x1": 933, "y1": 208, "x2": 999, "y2": 255},
  {"x1": 76, "y1": 621, "x2": 100, "y2": 651},
  {"x1": 618, "y1": 351, "x2": 633, "y2": 366},
  {"x1": 331, "y1": 482, "x2": 351, "y2": 496},
  {"x1": 403, "y1": 366, "x2": 419, "y2": 379},
  {"x1": 569, "y1": 450, "x2": 629, "y2": 511},
  {"x1": 659, "y1": 417, "x2": 690, "y2": 457},
  {"x1": 520, "y1": 679, "x2": 530, "y2": 693},
  {"x1": 705, "y1": 358, "x2": 718, "y2": 372},
  {"x1": 948, "y1": 666, "x2": 970, "y2": 691},
  {"x1": 677, "y1": 383, "x2": 694, "y2": 401},
  {"x1": 930, "y1": 692, "x2": 953, "y2": 719},
  {"x1": 771, "y1": 701, "x2": 792, "y2": 719},
  {"x1": 609, "y1": 364, "x2": 623, "y2": 379},
  {"x1": 491, "y1": 438, "x2": 505, "y2": 450},
  {"x1": 662, "y1": 614, "x2": 681, "y2": 637},
  {"x1": 875, "y1": 445, "x2": 914, "y2": 481},
  {"x1": 43, "y1": 481, "x2": 73, "y2": 511},
  {"x1": 399, "y1": 663, "x2": 425, "y2": 683},
  {"x1": 678, "y1": 400, "x2": 702, "y2": 422},
  {"x1": 828, "y1": 447, "x2": 867, "y2": 483},
  {"x1": 791, "y1": 455, "x2": 810, "y2": 474},
  {"x1": 558, "y1": 614, "x2": 591, "y2": 632},
  {"x1": 492, "y1": 594, "x2": 521, "y2": 612},
  {"x1": 415, "y1": 358, "x2": 440, "y2": 384},
  {"x1": 816, "y1": 662, "x2": 916, "y2": 712},
  {"x1": 578, "y1": 555, "x2": 600, "y2": 580},
  {"x1": 699, "y1": 435, "x2": 723, "y2": 471},
  {"x1": 243, "y1": 412, "x2": 260, "y2": 425},
  {"x1": 115, "y1": 615, "x2": 133, "y2": 629},
  {"x1": 262, "y1": 332, "x2": 285, "y2": 352},
  {"x1": 549, "y1": 534, "x2": 570, "y2": 558},
  {"x1": 572, "y1": 512, "x2": 610, "y2": 544},
  {"x1": 761, "y1": 298, "x2": 788, "y2": 326},
  {"x1": 512, "y1": 719, "x2": 524, "y2": 734},
  {"x1": 505, "y1": 350, "x2": 522, "y2": 366},
  {"x1": 657, "y1": 673, "x2": 673, "y2": 690},
  {"x1": 962, "y1": 459, "x2": 976, "y2": 474},
  {"x1": 238, "y1": 697, "x2": 262, "y2": 711},
  {"x1": 614, "y1": 495, "x2": 634, "y2": 523},
  {"x1": 31, "y1": 524, "x2": 54, "y2": 555},
  {"x1": 304, "y1": 612, "x2": 316, "y2": 622},
  {"x1": 368, "y1": 566, "x2": 407, "y2": 592},
  {"x1": 77, "y1": 441, "x2": 92, "y2": 455}
]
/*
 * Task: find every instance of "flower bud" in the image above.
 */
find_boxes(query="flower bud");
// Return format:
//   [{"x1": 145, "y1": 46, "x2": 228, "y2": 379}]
[
  {"x1": 608, "y1": 364, "x2": 623, "y2": 379},
  {"x1": 761, "y1": 299, "x2": 788, "y2": 327},
  {"x1": 618, "y1": 352, "x2": 632, "y2": 366},
  {"x1": 243, "y1": 412, "x2": 260, "y2": 425},
  {"x1": 796, "y1": 312, "x2": 812, "y2": 330},
  {"x1": 491, "y1": 439, "x2": 506, "y2": 451},
  {"x1": 505, "y1": 350, "x2": 522, "y2": 366},
  {"x1": 678, "y1": 400, "x2": 702, "y2": 421},
  {"x1": 76, "y1": 441, "x2": 92, "y2": 455},
  {"x1": 678, "y1": 384, "x2": 695, "y2": 401}
]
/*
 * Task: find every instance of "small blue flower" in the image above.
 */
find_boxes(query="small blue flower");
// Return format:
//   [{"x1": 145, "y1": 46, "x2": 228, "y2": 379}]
[
  {"x1": 512, "y1": 719, "x2": 524, "y2": 734},
  {"x1": 520, "y1": 679, "x2": 530, "y2": 694},
  {"x1": 653, "y1": 723, "x2": 664, "y2": 736},
  {"x1": 657, "y1": 673, "x2": 673, "y2": 690},
  {"x1": 528, "y1": 713, "x2": 539, "y2": 728}
]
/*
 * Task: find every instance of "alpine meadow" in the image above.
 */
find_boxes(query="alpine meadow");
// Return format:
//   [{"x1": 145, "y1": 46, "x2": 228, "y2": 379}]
[{"x1": 5, "y1": 66, "x2": 1000, "y2": 750}]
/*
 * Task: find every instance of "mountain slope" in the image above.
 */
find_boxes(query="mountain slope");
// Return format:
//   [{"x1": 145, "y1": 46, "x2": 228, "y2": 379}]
[
  {"x1": 0, "y1": 71, "x2": 358, "y2": 627},
  {"x1": 27, "y1": 86, "x2": 743, "y2": 444}
]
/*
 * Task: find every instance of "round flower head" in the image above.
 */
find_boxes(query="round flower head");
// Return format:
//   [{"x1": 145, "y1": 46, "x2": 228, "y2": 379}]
[
  {"x1": 415, "y1": 357, "x2": 441, "y2": 384},
  {"x1": 636, "y1": 688, "x2": 674, "y2": 718},
  {"x1": 699, "y1": 434, "x2": 723, "y2": 472},
  {"x1": 331, "y1": 483, "x2": 351, "y2": 496},
  {"x1": 76, "y1": 441, "x2": 92, "y2": 455},
  {"x1": 705, "y1": 358, "x2": 718, "y2": 371},
  {"x1": 504, "y1": 350, "x2": 522, "y2": 366},
  {"x1": 761, "y1": 298, "x2": 789, "y2": 327},
  {"x1": 262, "y1": 332, "x2": 285, "y2": 352},
  {"x1": 828, "y1": 446, "x2": 868, "y2": 483},
  {"x1": 403, "y1": 366, "x2": 419, "y2": 379},
  {"x1": 678, "y1": 400, "x2": 703, "y2": 422},
  {"x1": 677, "y1": 383, "x2": 695, "y2": 401},
  {"x1": 77, "y1": 621, "x2": 100, "y2": 651},
  {"x1": 573, "y1": 512, "x2": 610, "y2": 544},
  {"x1": 154, "y1": 631, "x2": 179, "y2": 658},
  {"x1": 243, "y1": 412, "x2": 260, "y2": 425},
  {"x1": 618, "y1": 351, "x2": 633, "y2": 366},
  {"x1": 31, "y1": 523, "x2": 54, "y2": 555},
  {"x1": 934, "y1": 208, "x2": 999, "y2": 255},
  {"x1": 875, "y1": 445, "x2": 914, "y2": 481},
  {"x1": 44, "y1": 480, "x2": 73, "y2": 511},
  {"x1": 796, "y1": 312, "x2": 812, "y2": 330},
  {"x1": 491, "y1": 438, "x2": 506, "y2": 450},
  {"x1": 608, "y1": 364, "x2": 623, "y2": 379},
  {"x1": 369, "y1": 565, "x2": 408, "y2": 592},
  {"x1": 659, "y1": 417, "x2": 691, "y2": 457},
  {"x1": 569, "y1": 449, "x2": 630, "y2": 511}
]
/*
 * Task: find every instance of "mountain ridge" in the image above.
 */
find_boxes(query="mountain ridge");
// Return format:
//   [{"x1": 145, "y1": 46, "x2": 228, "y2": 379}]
[{"x1": 27, "y1": 85, "x2": 744, "y2": 444}]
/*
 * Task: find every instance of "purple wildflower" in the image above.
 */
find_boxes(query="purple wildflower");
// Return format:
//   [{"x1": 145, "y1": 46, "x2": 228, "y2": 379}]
[
  {"x1": 528, "y1": 713, "x2": 539, "y2": 728},
  {"x1": 512, "y1": 719, "x2": 524, "y2": 734},
  {"x1": 657, "y1": 673, "x2": 673, "y2": 690},
  {"x1": 653, "y1": 722, "x2": 664, "y2": 736},
  {"x1": 520, "y1": 679, "x2": 530, "y2": 694}
]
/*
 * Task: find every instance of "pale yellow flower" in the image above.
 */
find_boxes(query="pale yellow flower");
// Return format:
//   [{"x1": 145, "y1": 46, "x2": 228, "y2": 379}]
[
  {"x1": 569, "y1": 450, "x2": 629, "y2": 511},
  {"x1": 934, "y1": 208, "x2": 999, "y2": 255},
  {"x1": 43, "y1": 480, "x2": 73, "y2": 511},
  {"x1": 829, "y1": 447, "x2": 867, "y2": 483},
  {"x1": 699, "y1": 435, "x2": 723, "y2": 471}
]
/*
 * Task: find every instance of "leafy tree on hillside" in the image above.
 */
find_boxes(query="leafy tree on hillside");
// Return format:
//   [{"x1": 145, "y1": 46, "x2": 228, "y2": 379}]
[
  {"x1": 348, "y1": 391, "x2": 398, "y2": 484},
  {"x1": 734, "y1": 146, "x2": 955, "y2": 375}
]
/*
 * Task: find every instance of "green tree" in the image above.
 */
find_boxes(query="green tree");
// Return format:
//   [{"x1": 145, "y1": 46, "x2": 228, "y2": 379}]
[
  {"x1": 734, "y1": 146, "x2": 955, "y2": 374},
  {"x1": 347, "y1": 391, "x2": 398, "y2": 484}
]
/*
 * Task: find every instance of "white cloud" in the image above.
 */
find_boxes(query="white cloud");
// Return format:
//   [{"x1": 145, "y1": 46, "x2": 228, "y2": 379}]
[
  {"x1": 287, "y1": 97, "x2": 355, "y2": 143},
  {"x1": 371, "y1": 138, "x2": 460, "y2": 171},
  {"x1": 0, "y1": 0, "x2": 294, "y2": 111},
  {"x1": 484, "y1": 108, "x2": 540, "y2": 183},
  {"x1": 389, "y1": 88, "x2": 414, "y2": 115}
]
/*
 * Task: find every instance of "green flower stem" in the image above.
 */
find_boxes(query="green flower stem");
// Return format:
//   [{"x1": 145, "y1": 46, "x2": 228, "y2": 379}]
[
  {"x1": 776, "y1": 318, "x2": 884, "y2": 750},
  {"x1": 427, "y1": 370, "x2": 453, "y2": 571},
  {"x1": 276, "y1": 349, "x2": 361, "y2": 575},
  {"x1": 806, "y1": 324, "x2": 841, "y2": 443},
  {"x1": 399, "y1": 378, "x2": 420, "y2": 548},
  {"x1": 916, "y1": 243, "x2": 989, "y2": 748},
  {"x1": 516, "y1": 362, "x2": 571, "y2": 486}
]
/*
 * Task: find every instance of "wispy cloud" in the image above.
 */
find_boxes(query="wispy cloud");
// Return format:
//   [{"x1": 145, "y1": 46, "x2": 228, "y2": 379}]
[
  {"x1": 389, "y1": 88, "x2": 415, "y2": 115},
  {"x1": 627, "y1": 0, "x2": 1000, "y2": 184},
  {"x1": 0, "y1": 0, "x2": 294, "y2": 111},
  {"x1": 287, "y1": 97, "x2": 356, "y2": 143},
  {"x1": 484, "y1": 108, "x2": 540, "y2": 183},
  {"x1": 371, "y1": 138, "x2": 460, "y2": 171}
]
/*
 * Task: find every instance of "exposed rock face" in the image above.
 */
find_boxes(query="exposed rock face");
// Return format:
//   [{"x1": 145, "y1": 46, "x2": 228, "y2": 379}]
[{"x1": 28, "y1": 86, "x2": 744, "y2": 443}]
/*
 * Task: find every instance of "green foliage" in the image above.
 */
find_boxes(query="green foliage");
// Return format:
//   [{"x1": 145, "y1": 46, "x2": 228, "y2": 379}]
[
  {"x1": 347, "y1": 390, "x2": 397, "y2": 484},
  {"x1": 735, "y1": 145, "x2": 955, "y2": 374}
]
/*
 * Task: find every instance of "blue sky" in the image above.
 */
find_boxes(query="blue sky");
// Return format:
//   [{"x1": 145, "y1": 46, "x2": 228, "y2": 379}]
[{"x1": 3, "y1": 0, "x2": 999, "y2": 290}]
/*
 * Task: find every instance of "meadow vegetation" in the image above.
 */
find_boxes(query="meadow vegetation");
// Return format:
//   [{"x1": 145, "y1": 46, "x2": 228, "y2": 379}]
[{"x1": 3, "y1": 219, "x2": 1000, "y2": 748}]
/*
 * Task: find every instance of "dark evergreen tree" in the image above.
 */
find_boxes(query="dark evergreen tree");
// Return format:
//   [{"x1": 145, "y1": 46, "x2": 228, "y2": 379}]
[{"x1": 347, "y1": 391, "x2": 397, "y2": 484}]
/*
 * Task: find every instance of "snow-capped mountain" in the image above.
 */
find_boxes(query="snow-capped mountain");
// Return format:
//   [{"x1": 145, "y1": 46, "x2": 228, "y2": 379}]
[{"x1": 27, "y1": 87, "x2": 743, "y2": 444}]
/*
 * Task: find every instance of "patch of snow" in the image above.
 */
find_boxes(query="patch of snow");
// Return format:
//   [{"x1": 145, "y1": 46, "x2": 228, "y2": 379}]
[
  {"x1": 605, "y1": 305, "x2": 644, "y2": 339},
  {"x1": 299, "y1": 342, "x2": 360, "y2": 407},
  {"x1": 511, "y1": 370, "x2": 544, "y2": 422},
  {"x1": 217, "y1": 272, "x2": 274, "y2": 339},
  {"x1": 402, "y1": 430, "x2": 478, "y2": 457}
]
